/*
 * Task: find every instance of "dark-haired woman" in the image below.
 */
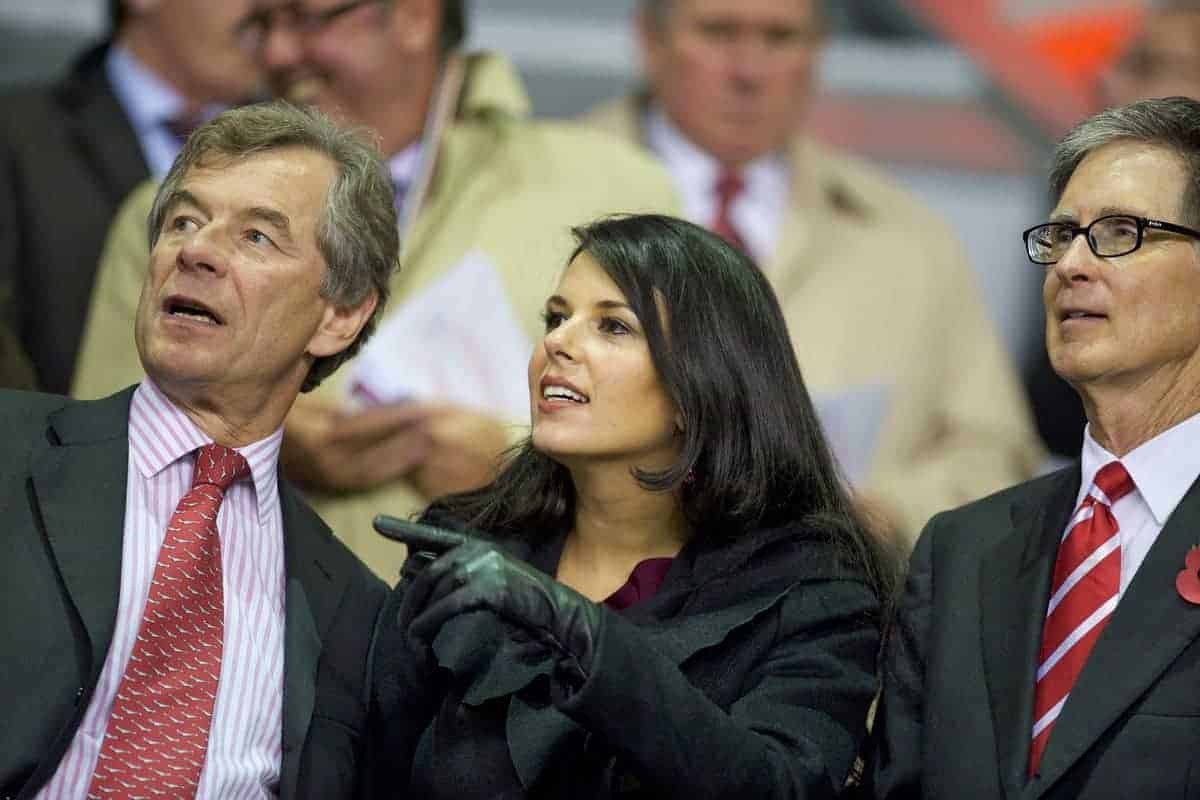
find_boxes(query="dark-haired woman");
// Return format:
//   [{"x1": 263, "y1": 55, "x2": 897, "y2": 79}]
[{"x1": 366, "y1": 214, "x2": 894, "y2": 799}]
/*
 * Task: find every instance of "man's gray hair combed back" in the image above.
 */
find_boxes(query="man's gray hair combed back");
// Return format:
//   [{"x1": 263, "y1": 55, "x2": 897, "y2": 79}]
[
  {"x1": 1049, "y1": 96, "x2": 1200, "y2": 228},
  {"x1": 147, "y1": 100, "x2": 399, "y2": 392}
]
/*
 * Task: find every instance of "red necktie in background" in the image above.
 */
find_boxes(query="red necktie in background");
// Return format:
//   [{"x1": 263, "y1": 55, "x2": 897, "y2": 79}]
[
  {"x1": 88, "y1": 444, "x2": 250, "y2": 799},
  {"x1": 711, "y1": 168, "x2": 748, "y2": 254},
  {"x1": 1029, "y1": 460, "x2": 1133, "y2": 776}
]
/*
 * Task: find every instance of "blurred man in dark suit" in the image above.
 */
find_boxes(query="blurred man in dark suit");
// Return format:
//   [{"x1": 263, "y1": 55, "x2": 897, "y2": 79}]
[{"x1": 0, "y1": 0, "x2": 272, "y2": 394}]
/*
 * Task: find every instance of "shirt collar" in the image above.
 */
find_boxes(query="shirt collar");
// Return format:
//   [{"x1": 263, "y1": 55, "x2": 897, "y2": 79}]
[
  {"x1": 1079, "y1": 411, "x2": 1200, "y2": 525},
  {"x1": 128, "y1": 378, "x2": 285, "y2": 525},
  {"x1": 105, "y1": 44, "x2": 189, "y2": 139},
  {"x1": 106, "y1": 44, "x2": 226, "y2": 150},
  {"x1": 388, "y1": 140, "x2": 425, "y2": 188}
]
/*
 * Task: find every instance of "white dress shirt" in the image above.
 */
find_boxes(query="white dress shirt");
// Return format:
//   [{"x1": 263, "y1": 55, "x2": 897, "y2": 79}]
[
  {"x1": 644, "y1": 105, "x2": 790, "y2": 265},
  {"x1": 1076, "y1": 411, "x2": 1200, "y2": 596},
  {"x1": 37, "y1": 379, "x2": 286, "y2": 799},
  {"x1": 105, "y1": 45, "x2": 225, "y2": 177}
]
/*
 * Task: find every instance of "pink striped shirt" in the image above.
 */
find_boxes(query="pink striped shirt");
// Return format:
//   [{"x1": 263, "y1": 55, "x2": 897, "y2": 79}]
[{"x1": 37, "y1": 380, "x2": 286, "y2": 799}]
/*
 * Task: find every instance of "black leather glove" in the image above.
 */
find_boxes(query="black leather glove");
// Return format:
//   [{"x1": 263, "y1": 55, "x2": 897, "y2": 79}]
[{"x1": 380, "y1": 517, "x2": 604, "y2": 694}]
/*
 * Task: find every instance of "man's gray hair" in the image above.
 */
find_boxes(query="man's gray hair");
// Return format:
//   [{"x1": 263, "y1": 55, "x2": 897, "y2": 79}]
[
  {"x1": 1049, "y1": 96, "x2": 1200, "y2": 227},
  {"x1": 147, "y1": 100, "x2": 399, "y2": 392}
]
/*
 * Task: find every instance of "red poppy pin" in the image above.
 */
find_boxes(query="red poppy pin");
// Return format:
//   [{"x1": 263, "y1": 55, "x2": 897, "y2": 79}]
[{"x1": 1175, "y1": 546, "x2": 1200, "y2": 605}]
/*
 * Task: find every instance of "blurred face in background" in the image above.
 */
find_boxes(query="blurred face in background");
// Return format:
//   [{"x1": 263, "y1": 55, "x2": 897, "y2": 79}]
[
  {"x1": 120, "y1": 0, "x2": 267, "y2": 103},
  {"x1": 639, "y1": 0, "x2": 821, "y2": 168},
  {"x1": 1099, "y1": 9, "x2": 1200, "y2": 107},
  {"x1": 253, "y1": 0, "x2": 440, "y2": 135}
]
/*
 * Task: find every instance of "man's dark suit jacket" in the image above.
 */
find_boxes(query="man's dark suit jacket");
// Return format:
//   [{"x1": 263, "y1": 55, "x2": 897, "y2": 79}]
[
  {"x1": 0, "y1": 42, "x2": 151, "y2": 394},
  {"x1": 0, "y1": 387, "x2": 388, "y2": 799},
  {"x1": 866, "y1": 464, "x2": 1200, "y2": 799}
]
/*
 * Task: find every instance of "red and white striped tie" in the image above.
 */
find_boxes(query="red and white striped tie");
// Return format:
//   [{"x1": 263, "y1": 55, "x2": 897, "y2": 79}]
[{"x1": 1029, "y1": 460, "x2": 1134, "y2": 776}]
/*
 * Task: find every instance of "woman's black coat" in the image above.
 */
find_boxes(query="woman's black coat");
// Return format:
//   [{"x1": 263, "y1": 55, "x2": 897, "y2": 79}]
[{"x1": 365, "y1": 519, "x2": 881, "y2": 799}]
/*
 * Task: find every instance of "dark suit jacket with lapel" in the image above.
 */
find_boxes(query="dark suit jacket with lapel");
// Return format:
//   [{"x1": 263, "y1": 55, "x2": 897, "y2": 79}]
[
  {"x1": 0, "y1": 42, "x2": 151, "y2": 394},
  {"x1": 0, "y1": 387, "x2": 387, "y2": 799},
  {"x1": 865, "y1": 464, "x2": 1200, "y2": 799},
  {"x1": 367, "y1": 512, "x2": 882, "y2": 799}
]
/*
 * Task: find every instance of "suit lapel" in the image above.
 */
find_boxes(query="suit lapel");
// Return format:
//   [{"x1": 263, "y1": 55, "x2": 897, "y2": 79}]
[
  {"x1": 1033, "y1": 475, "x2": 1200, "y2": 793},
  {"x1": 278, "y1": 480, "x2": 347, "y2": 798},
  {"x1": 55, "y1": 44, "x2": 150, "y2": 206},
  {"x1": 979, "y1": 466, "x2": 1079, "y2": 798},
  {"x1": 30, "y1": 389, "x2": 135, "y2": 679}
]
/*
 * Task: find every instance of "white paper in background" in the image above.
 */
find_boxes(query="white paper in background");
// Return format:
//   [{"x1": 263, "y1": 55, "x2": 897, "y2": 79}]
[
  {"x1": 345, "y1": 251, "x2": 533, "y2": 422},
  {"x1": 812, "y1": 384, "x2": 890, "y2": 486}
]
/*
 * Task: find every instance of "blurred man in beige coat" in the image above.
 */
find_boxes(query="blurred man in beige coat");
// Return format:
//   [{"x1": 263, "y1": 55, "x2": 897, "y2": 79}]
[
  {"x1": 585, "y1": 0, "x2": 1042, "y2": 543},
  {"x1": 73, "y1": 0, "x2": 678, "y2": 579}
]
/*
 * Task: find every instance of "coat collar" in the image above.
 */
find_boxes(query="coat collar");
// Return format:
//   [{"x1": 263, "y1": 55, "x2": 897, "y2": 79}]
[
  {"x1": 53, "y1": 41, "x2": 151, "y2": 205},
  {"x1": 32, "y1": 387, "x2": 136, "y2": 681},
  {"x1": 1030, "y1": 472, "x2": 1200, "y2": 796},
  {"x1": 979, "y1": 465, "x2": 1079, "y2": 798},
  {"x1": 401, "y1": 51, "x2": 530, "y2": 268},
  {"x1": 583, "y1": 90, "x2": 873, "y2": 288},
  {"x1": 278, "y1": 478, "x2": 349, "y2": 798}
]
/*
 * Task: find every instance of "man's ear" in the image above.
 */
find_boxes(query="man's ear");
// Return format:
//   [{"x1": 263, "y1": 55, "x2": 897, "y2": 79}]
[{"x1": 307, "y1": 292, "x2": 379, "y2": 359}]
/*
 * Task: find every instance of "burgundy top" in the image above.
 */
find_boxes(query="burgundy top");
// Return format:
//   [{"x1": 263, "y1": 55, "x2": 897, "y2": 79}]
[{"x1": 602, "y1": 557, "x2": 675, "y2": 611}]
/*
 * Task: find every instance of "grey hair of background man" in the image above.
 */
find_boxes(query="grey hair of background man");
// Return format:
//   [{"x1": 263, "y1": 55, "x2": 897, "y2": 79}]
[
  {"x1": 147, "y1": 100, "x2": 399, "y2": 393},
  {"x1": 1049, "y1": 96, "x2": 1200, "y2": 228}
]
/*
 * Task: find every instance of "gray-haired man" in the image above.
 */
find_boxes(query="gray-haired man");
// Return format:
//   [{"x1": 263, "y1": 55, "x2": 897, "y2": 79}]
[
  {"x1": 1, "y1": 100, "x2": 395, "y2": 799},
  {"x1": 868, "y1": 96, "x2": 1200, "y2": 799}
]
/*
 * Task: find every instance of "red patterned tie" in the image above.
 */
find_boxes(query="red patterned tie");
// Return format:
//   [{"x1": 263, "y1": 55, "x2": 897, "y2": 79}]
[
  {"x1": 1028, "y1": 460, "x2": 1134, "y2": 776},
  {"x1": 88, "y1": 444, "x2": 250, "y2": 799},
  {"x1": 711, "y1": 168, "x2": 749, "y2": 254}
]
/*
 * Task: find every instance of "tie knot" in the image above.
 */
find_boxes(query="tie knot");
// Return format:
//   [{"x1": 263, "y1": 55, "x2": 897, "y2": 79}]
[
  {"x1": 715, "y1": 169, "x2": 745, "y2": 204},
  {"x1": 192, "y1": 444, "x2": 251, "y2": 493},
  {"x1": 1092, "y1": 460, "x2": 1134, "y2": 506}
]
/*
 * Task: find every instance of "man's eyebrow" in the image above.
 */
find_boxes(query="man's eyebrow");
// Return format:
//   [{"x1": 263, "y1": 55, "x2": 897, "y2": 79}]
[
  {"x1": 163, "y1": 188, "x2": 207, "y2": 217},
  {"x1": 245, "y1": 206, "x2": 294, "y2": 242},
  {"x1": 1049, "y1": 205, "x2": 1143, "y2": 223}
]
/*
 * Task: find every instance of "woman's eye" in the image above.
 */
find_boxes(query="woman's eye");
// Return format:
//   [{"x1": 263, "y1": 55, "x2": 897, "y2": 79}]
[
  {"x1": 170, "y1": 216, "x2": 197, "y2": 232},
  {"x1": 542, "y1": 310, "x2": 565, "y2": 331},
  {"x1": 599, "y1": 317, "x2": 631, "y2": 335}
]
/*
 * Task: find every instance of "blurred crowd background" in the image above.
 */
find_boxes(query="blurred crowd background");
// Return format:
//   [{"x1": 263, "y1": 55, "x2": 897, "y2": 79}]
[{"x1": 0, "y1": 0, "x2": 1184, "y2": 571}]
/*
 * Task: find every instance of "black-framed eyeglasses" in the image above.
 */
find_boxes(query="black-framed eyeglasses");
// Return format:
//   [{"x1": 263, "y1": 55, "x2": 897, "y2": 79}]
[
  {"x1": 1022, "y1": 214, "x2": 1200, "y2": 265},
  {"x1": 236, "y1": 0, "x2": 385, "y2": 47}
]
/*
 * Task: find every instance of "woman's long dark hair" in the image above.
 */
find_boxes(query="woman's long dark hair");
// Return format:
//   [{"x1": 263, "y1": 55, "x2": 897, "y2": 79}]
[{"x1": 432, "y1": 214, "x2": 896, "y2": 598}]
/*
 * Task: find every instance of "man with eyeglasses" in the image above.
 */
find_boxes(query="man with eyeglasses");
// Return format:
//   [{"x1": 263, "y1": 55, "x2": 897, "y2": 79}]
[
  {"x1": 0, "y1": 0, "x2": 275, "y2": 398},
  {"x1": 865, "y1": 96, "x2": 1200, "y2": 799},
  {"x1": 1028, "y1": 0, "x2": 1200, "y2": 462},
  {"x1": 583, "y1": 0, "x2": 1043, "y2": 547},
  {"x1": 71, "y1": 0, "x2": 678, "y2": 580}
]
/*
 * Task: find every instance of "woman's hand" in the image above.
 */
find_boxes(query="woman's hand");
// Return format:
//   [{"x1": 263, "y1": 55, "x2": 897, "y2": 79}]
[{"x1": 386, "y1": 521, "x2": 603, "y2": 692}]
